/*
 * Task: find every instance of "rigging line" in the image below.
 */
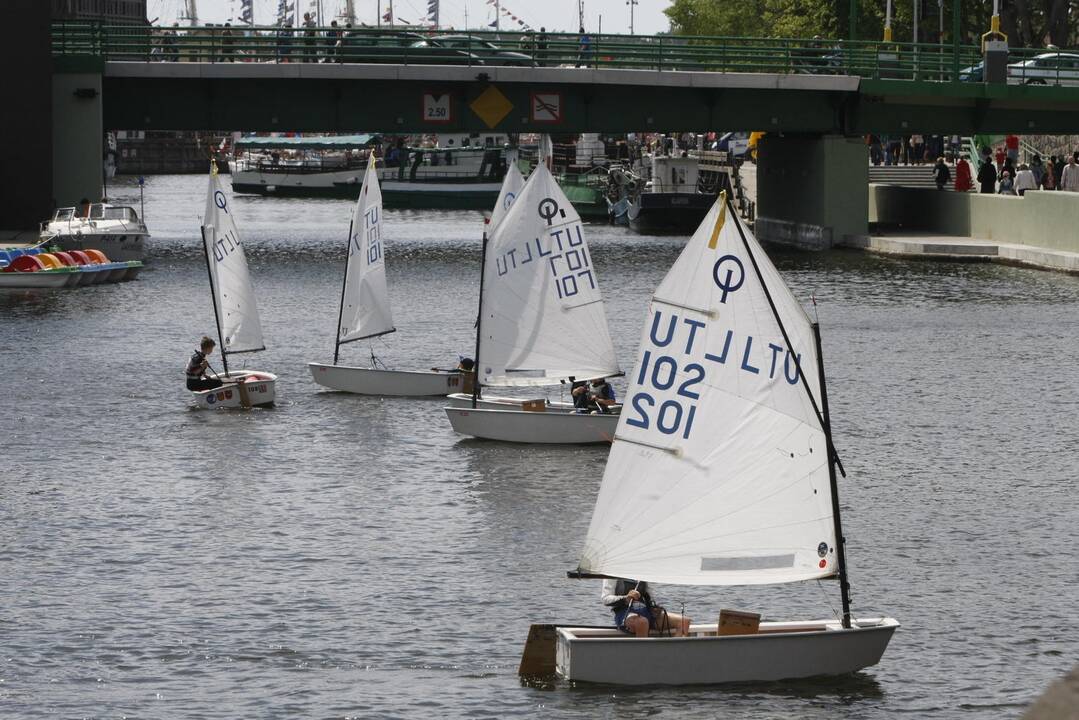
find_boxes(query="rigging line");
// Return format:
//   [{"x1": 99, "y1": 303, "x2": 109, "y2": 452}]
[
  {"x1": 725, "y1": 196, "x2": 846, "y2": 477},
  {"x1": 816, "y1": 579, "x2": 843, "y2": 622}
]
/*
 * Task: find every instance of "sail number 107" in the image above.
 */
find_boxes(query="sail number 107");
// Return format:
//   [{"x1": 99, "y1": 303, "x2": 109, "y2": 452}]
[{"x1": 625, "y1": 350, "x2": 702, "y2": 439}]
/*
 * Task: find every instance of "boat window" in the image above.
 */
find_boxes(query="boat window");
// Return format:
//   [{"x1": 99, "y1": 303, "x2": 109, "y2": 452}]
[
  {"x1": 54, "y1": 208, "x2": 75, "y2": 221},
  {"x1": 89, "y1": 204, "x2": 105, "y2": 219},
  {"x1": 102, "y1": 207, "x2": 133, "y2": 220}
]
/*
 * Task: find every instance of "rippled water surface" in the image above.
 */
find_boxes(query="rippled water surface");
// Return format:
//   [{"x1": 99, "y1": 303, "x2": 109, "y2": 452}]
[{"x1": 3, "y1": 174, "x2": 1078, "y2": 718}]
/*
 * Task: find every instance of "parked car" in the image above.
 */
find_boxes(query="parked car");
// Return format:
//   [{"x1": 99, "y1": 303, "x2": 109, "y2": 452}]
[
  {"x1": 958, "y1": 61, "x2": 984, "y2": 82},
  {"x1": 426, "y1": 35, "x2": 533, "y2": 66},
  {"x1": 338, "y1": 31, "x2": 484, "y2": 65},
  {"x1": 1007, "y1": 52, "x2": 1079, "y2": 85}
]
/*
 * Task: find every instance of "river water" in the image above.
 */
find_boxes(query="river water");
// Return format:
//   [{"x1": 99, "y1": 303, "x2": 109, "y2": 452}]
[{"x1": 2, "y1": 174, "x2": 1077, "y2": 718}]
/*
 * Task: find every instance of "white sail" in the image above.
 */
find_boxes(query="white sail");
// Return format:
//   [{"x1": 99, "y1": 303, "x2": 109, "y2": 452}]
[
  {"x1": 339, "y1": 154, "x2": 395, "y2": 344},
  {"x1": 578, "y1": 196, "x2": 838, "y2": 586},
  {"x1": 478, "y1": 163, "x2": 620, "y2": 387},
  {"x1": 488, "y1": 162, "x2": 524, "y2": 233},
  {"x1": 202, "y1": 169, "x2": 265, "y2": 354}
]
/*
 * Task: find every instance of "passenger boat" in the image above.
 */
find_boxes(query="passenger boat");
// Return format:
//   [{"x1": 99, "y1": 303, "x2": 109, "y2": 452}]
[
  {"x1": 444, "y1": 155, "x2": 623, "y2": 445},
  {"x1": 230, "y1": 133, "x2": 512, "y2": 209},
  {"x1": 307, "y1": 154, "x2": 472, "y2": 396},
  {"x1": 192, "y1": 165, "x2": 277, "y2": 409},
  {"x1": 521, "y1": 192, "x2": 898, "y2": 684},
  {"x1": 40, "y1": 202, "x2": 150, "y2": 262}
]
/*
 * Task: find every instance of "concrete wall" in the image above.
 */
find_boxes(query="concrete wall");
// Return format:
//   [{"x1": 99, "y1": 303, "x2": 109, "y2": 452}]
[
  {"x1": 869, "y1": 185, "x2": 1079, "y2": 252},
  {"x1": 3, "y1": 0, "x2": 52, "y2": 232},
  {"x1": 52, "y1": 72, "x2": 104, "y2": 208},
  {"x1": 756, "y1": 134, "x2": 867, "y2": 250}
]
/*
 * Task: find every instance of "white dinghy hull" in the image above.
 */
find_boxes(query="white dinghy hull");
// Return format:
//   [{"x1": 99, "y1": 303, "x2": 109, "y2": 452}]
[
  {"x1": 556, "y1": 618, "x2": 899, "y2": 685},
  {"x1": 307, "y1": 363, "x2": 470, "y2": 396},
  {"x1": 445, "y1": 392, "x2": 576, "y2": 412},
  {"x1": 192, "y1": 371, "x2": 277, "y2": 409},
  {"x1": 444, "y1": 406, "x2": 617, "y2": 444}
]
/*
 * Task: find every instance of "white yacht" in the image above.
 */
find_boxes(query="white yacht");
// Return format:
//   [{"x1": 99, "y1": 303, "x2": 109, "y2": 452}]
[{"x1": 40, "y1": 203, "x2": 149, "y2": 262}]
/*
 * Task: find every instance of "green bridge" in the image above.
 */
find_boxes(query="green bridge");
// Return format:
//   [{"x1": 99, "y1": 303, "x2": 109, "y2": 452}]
[{"x1": 12, "y1": 15, "x2": 1079, "y2": 245}]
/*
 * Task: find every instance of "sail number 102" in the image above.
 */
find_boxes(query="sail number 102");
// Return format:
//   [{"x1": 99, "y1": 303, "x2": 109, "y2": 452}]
[{"x1": 625, "y1": 350, "x2": 702, "y2": 439}]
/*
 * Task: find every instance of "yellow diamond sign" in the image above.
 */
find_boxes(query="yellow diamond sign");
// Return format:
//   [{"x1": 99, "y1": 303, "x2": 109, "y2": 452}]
[{"x1": 470, "y1": 85, "x2": 513, "y2": 129}]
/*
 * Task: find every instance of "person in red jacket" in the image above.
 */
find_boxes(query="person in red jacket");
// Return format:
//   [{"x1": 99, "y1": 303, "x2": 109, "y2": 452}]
[
  {"x1": 1005, "y1": 134, "x2": 1020, "y2": 164},
  {"x1": 954, "y1": 154, "x2": 974, "y2": 191}
]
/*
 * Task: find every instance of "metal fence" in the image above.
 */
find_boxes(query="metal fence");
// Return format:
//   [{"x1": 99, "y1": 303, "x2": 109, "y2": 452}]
[{"x1": 61, "y1": 21, "x2": 1068, "y2": 85}]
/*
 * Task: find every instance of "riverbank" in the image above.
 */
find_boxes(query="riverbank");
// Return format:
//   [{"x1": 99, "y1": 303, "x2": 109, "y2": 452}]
[{"x1": 840, "y1": 232, "x2": 1079, "y2": 274}]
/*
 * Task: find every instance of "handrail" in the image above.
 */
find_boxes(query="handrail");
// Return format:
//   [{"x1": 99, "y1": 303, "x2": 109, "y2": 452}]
[{"x1": 49, "y1": 21, "x2": 996, "y2": 83}]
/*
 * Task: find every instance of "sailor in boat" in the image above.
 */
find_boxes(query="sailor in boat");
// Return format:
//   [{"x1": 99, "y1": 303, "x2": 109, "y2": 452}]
[
  {"x1": 430, "y1": 357, "x2": 474, "y2": 375},
  {"x1": 572, "y1": 377, "x2": 617, "y2": 414},
  {"x1": 602, "y1": 578, "x2": 691, "y2": 637},
  {"x1": 185, "y1": 336, "x2": 224, "y2": 392}
]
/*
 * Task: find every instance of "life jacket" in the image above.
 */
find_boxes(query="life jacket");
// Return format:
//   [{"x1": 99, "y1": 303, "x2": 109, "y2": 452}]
[
  {"x1": 609, "y1": 578, "x2": 653, "y2": 613},
  {"x1": 185, "y1": 350, "x2": 206, "y2": 379}
]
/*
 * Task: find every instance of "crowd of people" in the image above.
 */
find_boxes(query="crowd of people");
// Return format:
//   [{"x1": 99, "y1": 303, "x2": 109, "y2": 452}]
[{"x1": 872, "y1": 133, "x2": 1079, "y2": 196}]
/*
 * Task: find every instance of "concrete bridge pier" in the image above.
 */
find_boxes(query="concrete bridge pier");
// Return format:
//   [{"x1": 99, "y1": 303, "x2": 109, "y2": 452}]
[
  {"x1": 52, "y1": 64, "x2": 104, "y2": 211},
  {"x1": 754, "y1": 134, "x2": 867, "y2": 250}
]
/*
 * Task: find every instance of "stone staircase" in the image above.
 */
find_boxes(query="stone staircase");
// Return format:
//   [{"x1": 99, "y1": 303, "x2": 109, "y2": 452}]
[{"x1": 868, "y1": 163, "x2": 950, "y2": 190}]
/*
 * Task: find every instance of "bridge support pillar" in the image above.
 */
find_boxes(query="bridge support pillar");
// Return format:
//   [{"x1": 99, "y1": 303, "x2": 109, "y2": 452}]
[
  {"x1": 754, "y1": 134, "x2": 867, "y2": 250},
  {"x1": 52, "y1": 69, "x2": 104, "y2": 209}
]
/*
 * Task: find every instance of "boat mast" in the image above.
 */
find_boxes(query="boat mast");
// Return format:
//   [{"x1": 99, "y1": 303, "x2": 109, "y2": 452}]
[
  {"x1": 813, "y1": 322, "x2": 852, "y2": 629},
  {"x1": 471, "y1": 227, "x2": 489, "y2": 408},
  {"x1": 200, "y1": 225, "x2": 229, "y2": 376},
  {"x1": 332, "y1": 218, "x2": 355, "y2": 365}
]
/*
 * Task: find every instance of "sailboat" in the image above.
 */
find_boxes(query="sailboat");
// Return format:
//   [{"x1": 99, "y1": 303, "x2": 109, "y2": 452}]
[
  {"x1": 542, "y1": 192, "x2": 897, "y2": 683},
  {"x1": 443, "y1": 162, "x2": 624, "y2": 444},
  {"x1": 193, "y1": 165, "x2": 277, "y2": 409},
  {"x1": 307, "y1": 154, "x2": 472, "y2": 397}
]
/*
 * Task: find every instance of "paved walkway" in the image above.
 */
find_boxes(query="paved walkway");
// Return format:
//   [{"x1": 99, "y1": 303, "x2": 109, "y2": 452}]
[{"x1": 839, "y1": 232, "x2": 1079, "y2": 275}]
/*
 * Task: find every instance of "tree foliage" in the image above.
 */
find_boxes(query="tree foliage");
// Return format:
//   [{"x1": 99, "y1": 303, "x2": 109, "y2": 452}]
[{"x1": 664, "y1": 0, "x2": 1078, "y2": 48}]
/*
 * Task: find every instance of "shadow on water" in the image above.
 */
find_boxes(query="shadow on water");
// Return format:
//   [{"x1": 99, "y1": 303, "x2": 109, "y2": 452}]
[{"x1": 522, "y1": 671, "x2": 884, "y2": 701}]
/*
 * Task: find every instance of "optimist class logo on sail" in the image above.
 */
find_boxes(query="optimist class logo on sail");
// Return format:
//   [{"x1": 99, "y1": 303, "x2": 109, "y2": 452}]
[
  {"x1": 626, "y1": 254, "x2": 802, "y2": 440},
  {"x1": 494, "y1": 197, "x2": 595, "y2": 302}
]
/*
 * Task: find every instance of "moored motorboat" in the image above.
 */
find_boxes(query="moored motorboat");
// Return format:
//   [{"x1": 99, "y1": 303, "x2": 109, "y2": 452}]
[{"x1": 40, "y1": 203, "x2": 149, "y2": 262}]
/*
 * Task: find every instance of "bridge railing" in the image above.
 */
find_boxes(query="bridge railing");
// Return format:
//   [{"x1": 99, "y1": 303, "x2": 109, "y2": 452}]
[{"x1": 52, "y1": 22, "x2": 992, "y2": 82}]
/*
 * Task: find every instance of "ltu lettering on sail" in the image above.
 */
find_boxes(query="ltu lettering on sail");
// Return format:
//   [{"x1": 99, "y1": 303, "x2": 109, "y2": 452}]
[
  {"x1": 703, "y1": 330, "x2": 800, "y2": 384},
  {"x1": 495, "y1": 222, "x2": 586, "y2": 277},
  {"x1": 213, "y1": 229, "x2": 241, "y2": 262}
]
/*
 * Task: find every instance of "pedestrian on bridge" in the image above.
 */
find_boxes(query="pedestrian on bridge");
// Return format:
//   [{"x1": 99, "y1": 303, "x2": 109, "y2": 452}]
[
  {"x1": 1014, "y1": 165, "x2": 1037, "y2": 196},
  {"x1": 303, "y1": 12, "x2": 317, "y2": 62},
  {"x1": 1042, "y1": 157, "x2": 1057, "y2": 190}
]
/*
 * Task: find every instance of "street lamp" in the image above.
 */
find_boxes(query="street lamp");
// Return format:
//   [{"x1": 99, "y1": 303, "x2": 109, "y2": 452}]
[{"x1": 627, "y1": 0, "x2": 638, "y2": 35}]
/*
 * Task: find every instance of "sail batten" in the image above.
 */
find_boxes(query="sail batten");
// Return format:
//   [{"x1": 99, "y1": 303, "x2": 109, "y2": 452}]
[
  {"x1": 479, "y1": 163, "x2": 620, "y2": 387},
  {"x1": 338, "y1": 155, "x2": 394, "y2": 347},
  {"x1": 202, "y1": 171, "x2": 265, "y2": 355},
  {"x1": 578, "y1": 196, "x2": 837, "y2": 587}
]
